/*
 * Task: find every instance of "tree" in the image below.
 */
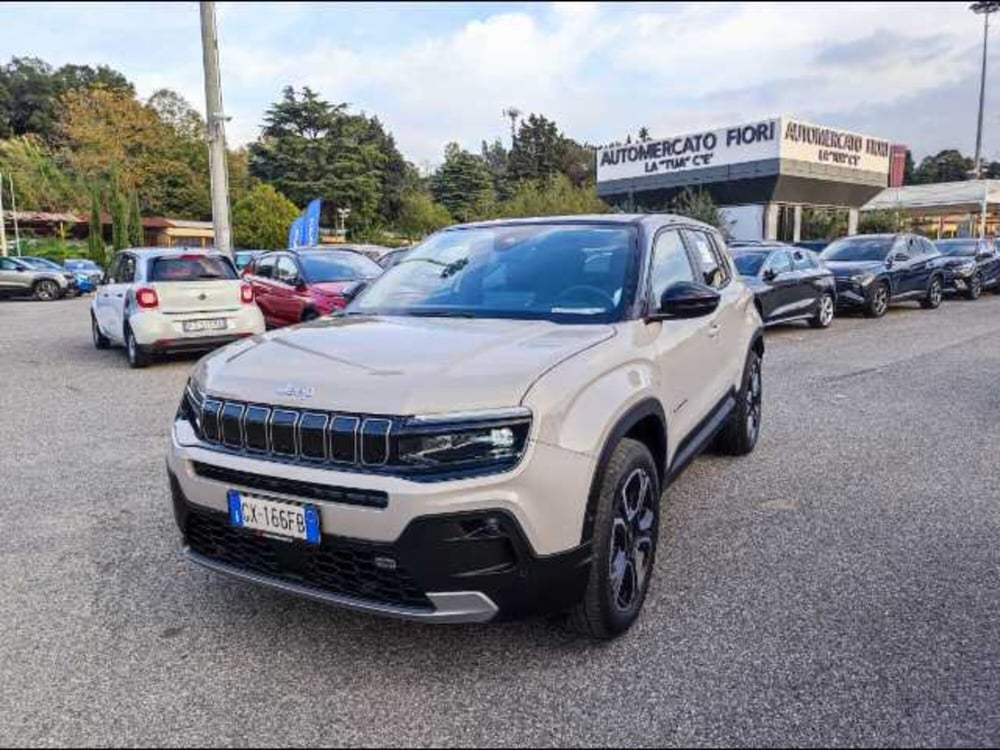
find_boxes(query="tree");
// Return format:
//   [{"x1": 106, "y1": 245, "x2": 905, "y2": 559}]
[
  {"x1": 128, "y1": 191, "x2": 143, "y2": 246},
  {"x1": 396, "y1": 190, "x2": 451, "y2": 239},
  {"x1": 494, "y1": 174, "x2": 608, "y2": 218},
  {"x1": 638, "y1": 126, "x2": 650, "y2": 142},
  {"x1": 508, "y1": 113, "x2": 568, "y2": 183},
  {"x1": 109, "y1": 176, "x2": 128, "y2": 251},
  {"x1": 249, "y1": 86, "x2": 389, "y2": 234},
  {"x1": 0, "y1": 134, "x2": 83, "y2": 211},
  {"x1": 231, "y1": 183, "x2": 300, "y2": 250},
  {"x1": 801, "y1": 207, "x2": 847, "y2": 240},
  {"x1": 670, "y1": 188, "x2": 731, "y2": 234},
  {"x1": 481, "y1": 138, "x2": 511, "y2": 200},
  {"x1": 859, "y1": 209, "x2": 902, "y2": 234},
  {"x1": 430, "y1": 142, "x2": 495, "y2": 222},
  {"x1": 56, "y1": 86, "x2": 211, "y2": 217},
  {"x1": 903, "y1": 149, "x2": 916, "y2": 185},
  {"x1": 87, "y1": 185, "x2": 105, "y2": 264},
  {"x1": 913, "y1": 149, "x2": 973, "y2": 184}
]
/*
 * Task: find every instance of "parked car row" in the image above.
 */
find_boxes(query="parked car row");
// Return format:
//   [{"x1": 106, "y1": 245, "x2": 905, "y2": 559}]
[{"x1": 729, "y1": 234, "x2": 999, "y2": 327}]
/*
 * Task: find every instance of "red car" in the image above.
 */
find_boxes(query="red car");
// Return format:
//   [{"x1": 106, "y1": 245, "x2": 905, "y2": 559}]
[{"x1": 244, "y1": 248, "x2": 382, "y2": 328}]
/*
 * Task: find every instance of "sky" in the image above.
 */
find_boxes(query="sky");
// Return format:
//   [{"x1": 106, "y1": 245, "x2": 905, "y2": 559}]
[{"x1": 1, "y1": 1, "x2": 997, "y2": 168}]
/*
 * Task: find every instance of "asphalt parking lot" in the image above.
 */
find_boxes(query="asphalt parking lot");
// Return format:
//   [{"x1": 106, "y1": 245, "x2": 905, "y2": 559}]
[{"x1": 2, "y1": 294, "x2": 999, "y2": 747}]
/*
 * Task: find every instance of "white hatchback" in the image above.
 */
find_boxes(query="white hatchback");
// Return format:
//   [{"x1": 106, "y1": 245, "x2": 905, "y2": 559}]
[{"x1": 91, "y1": 248, "x2": 265, "y2": 368}]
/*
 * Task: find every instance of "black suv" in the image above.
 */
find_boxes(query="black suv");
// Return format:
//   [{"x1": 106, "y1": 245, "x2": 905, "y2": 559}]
[
  {"x1": 820, "y1": 234, "x2": 945, "y2": 317},
  {"x1": 934, "y1": 238, "x2": 1000, "y2": 300}
]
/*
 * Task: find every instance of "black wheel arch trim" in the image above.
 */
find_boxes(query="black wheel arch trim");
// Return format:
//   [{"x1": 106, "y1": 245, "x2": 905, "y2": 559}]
[{"x1": 580, "y1": 398, "x2": 667, "y2": 545}]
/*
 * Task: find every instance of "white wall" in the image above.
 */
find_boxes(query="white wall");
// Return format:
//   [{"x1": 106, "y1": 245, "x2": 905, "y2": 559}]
[{"x1": 720, "y1": 204, "x2": 765, "y2": 241}]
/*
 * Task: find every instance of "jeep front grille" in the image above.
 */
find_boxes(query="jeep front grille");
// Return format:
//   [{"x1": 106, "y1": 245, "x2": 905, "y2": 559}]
[{"x1": 185, "y1": 385, "x2": 394, "y2": 469}]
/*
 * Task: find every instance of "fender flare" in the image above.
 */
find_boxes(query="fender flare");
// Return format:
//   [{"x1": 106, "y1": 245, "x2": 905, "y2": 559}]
[{"x1": 579, "y1": 397, "x2": 667, "y2": 545}]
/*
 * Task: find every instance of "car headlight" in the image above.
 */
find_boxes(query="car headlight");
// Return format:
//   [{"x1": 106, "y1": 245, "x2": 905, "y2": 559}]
[
  {"x1": 177, "y1": 377, "x2": 206, "y2": 434},
  {"x1": 952, "y1": 262, "x2": 976, "y2": 277},
  {"x1": 397, "y1": 408, "x2": 531, "y2": 474},
  {"x1": 850, "y1": 273, "x2": 875, "y2": 287}
]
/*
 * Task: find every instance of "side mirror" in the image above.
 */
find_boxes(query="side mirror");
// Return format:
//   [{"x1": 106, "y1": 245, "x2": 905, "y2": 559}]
[
  {"x1": 888, "y1": 252, "x2": 908, "y2": 266},
  {"x1": 341, "y1": 280, "x2": 368, "y2": 304},
  {"x1": 649, "y1": 281, "x2": 721, "y2": 321},
  {"x1": 762, "y1": 269, "x2": 777, "y2": 282}
]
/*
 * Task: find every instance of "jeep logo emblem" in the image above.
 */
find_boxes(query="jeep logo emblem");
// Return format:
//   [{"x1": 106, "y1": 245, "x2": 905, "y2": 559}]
[{"x1": 275, "y1": 383, "x2": 314, "y2": 400}]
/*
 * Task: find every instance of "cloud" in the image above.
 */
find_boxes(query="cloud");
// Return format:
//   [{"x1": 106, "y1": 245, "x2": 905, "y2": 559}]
[{"x1": 0, "y1": 1, "x2": 993, "y2": 164}]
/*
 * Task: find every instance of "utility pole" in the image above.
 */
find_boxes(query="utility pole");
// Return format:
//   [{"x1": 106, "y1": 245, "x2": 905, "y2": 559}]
[
  {"x1": 9, "y1": 174, "x2": 20, "y2": 256},
  {"x1": 200, "y1": 1, "x2": 232, "y2": 258},
  {"x1": 971, "y1": 2, "x2": 999, "y2": 179},
  {"x1": 0, "y1": 171, "x2": 6, "y2": 257}
]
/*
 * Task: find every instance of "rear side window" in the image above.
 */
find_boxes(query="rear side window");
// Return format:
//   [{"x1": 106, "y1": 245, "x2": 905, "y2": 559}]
[
  {"x1": 150, "y1": 256, "x2": 237, "y2": 282},
  {"x1": 118, "y1": 255, "x2": 136, "y2": 284},
  {"x1": 767, "y1": 250, "x2": 794, "y2": 275},
  {"x1": 684, "y1": 230, "x2": 731, "y2": 288},
  {"x1": 791, "y1": 249, "x2": 813, "y2": 270}
]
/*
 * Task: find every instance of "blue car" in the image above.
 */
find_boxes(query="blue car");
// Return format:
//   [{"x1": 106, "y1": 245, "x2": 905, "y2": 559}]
[{"x1": 63, "y1": 258, "x2": 104, "y2": 293}]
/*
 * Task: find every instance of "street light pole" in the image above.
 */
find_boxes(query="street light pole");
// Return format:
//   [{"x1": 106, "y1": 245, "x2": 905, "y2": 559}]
[
  {"x1": 200, "y1": 1, "x2": 232, "y2": 258},
  {"x1": 971, "y1": 2, "x2": 999, "y2": 179}
]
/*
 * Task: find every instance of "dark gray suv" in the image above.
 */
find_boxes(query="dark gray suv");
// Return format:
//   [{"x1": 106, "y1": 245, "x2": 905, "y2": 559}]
[{"x1": 0, "y1": 256, "x2": 77, "y2": 301}]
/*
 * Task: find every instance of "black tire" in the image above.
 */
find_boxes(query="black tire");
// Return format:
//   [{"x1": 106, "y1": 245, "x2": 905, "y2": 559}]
[
  {"x1": 863, "y1": 280, "x2": 890, "y2": 318},
  {"x1": 808, "y1": 292, "x2": 835, "y2": 329},
  {"x1": 91, "y1": 313, "x2": 110, "y2": 350},
  {"x1": 125, "y1": 324, "x2": 151, "y2": 369},
  {"x1": 33, "y1": 279, "x2": 60, "y2": 302},
  {"x1": 921, "y1": 275, "x2": 943, "y2": 309},
  {"x1": 570, "y1": 438, "x2": 659, "y2": 640},
  {"x1": 715, "y1": 348, "x2": 763, "y2": 456},
  {"x1": 965, "y1": 273, "x2": 983, "y2": 301}
]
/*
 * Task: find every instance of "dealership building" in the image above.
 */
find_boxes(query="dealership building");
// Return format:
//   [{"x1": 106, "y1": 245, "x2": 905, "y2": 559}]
[{"x1": 596, "y1": 116, "x2": 901, "y2": 242}]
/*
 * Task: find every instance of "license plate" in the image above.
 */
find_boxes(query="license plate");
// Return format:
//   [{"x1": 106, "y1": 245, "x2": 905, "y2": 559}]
[
  {"x1": 227, "y1": 490, "x2": 321, "y2": 544},
  {"x1": 183, "y1": 318, "x2": 227, "y2": 333}
]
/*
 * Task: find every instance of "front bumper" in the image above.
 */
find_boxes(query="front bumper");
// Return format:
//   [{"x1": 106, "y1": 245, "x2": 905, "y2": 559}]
[
  {"x1": 168, "y1": 421, "x2": 596, "y2": 623},
  {"x1": 833, "y1": 279, "x2": 871, "y2": 308}
]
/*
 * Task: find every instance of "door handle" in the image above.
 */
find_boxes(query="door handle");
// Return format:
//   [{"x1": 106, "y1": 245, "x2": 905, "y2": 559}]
[{"x1": 708, "y1": 323, "x2": 721, "y2": 339}]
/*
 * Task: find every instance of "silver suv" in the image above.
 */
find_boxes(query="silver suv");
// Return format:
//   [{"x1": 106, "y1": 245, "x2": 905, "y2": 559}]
[
  {"x1": 168, "y1": 215, "x2": 764, "y2": 638},
  {"x1": 0, "y1": 256, "x2": 77, "y2": 301}
]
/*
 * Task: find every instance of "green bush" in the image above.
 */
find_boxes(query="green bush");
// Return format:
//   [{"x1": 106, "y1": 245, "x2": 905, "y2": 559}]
[{"x1": 13, "y1": 237, "x2": 93, "y2": 265}]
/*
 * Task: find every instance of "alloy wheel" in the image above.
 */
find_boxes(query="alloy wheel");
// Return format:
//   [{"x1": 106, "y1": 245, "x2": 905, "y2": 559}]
[
  {"x1": 818, "y1": 295, "x2": 834, "y2": 326},
  {"x1": 609, "y1": 468, "x2": 655, "y2": 613},
  {"x1": 929, "y1": 279, "x2": 942, "y2": 307},
  {"x1": 873, "y1": 285, "x2": 888, "y2": 316},
  {"x1": 746, "y1": 357, "x2": 763, "y2": 444},
  {"x1": 36, "y1": 281, "x2": 57, "y2": 301},
  {"x1": 970, "y1": 274, "x2": 982, "y2": 299}
]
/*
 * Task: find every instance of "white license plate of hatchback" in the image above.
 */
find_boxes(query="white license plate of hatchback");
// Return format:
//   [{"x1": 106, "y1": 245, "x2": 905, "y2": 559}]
[
  {"x1": 227, "y1": 490, "x2": 321, "y2": 544},
  {"x1": 183, "y1": 318, "x2": 227, "y2": 333}
]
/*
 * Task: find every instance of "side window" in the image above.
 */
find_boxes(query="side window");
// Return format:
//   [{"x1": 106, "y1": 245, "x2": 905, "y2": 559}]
[
  {"x1": 118, "y1": 255, "x2": 136, "y2": 283},
  {"x1": 256, "y1": 256, "x2": 276, "y2": 279},
  {"x1": 791, "y1": 249, "x2": 813, "y2": 271},
  {"x1": 648, "y1": 230, "x2": 695, "y2": 304},
  {"x1": 0, "y1": 258, "x2": 17, "y2": 271},
  {"x1": 919, "y1": 237, "x2": 936, "y2": 256},
  {"x1": 276, "y1": 256, "x2": 299, "y2": 284},
  {"x1": 767, "y1": 250, "x2": 794, "y2": 275},
  {"x1": 684, "y1": 230, "x2": 730, "y2": 288},
  {"x1": 892, "y1": 237, "x2": 909, "y2": 258},
  {"x1": 907, "y1": 237, "x2": 922, "y2": 257}
]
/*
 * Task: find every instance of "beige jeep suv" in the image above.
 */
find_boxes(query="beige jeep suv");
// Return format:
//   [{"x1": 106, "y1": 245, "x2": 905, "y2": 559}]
[{"x1": 167, "y1": 215, "x2": 764, "y2": 638}]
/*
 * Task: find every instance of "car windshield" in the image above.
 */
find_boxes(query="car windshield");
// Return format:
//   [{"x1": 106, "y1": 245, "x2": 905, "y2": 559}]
[
  {"x1": 350, "y1": 223, "x2": 637, "y2": 323},
  {"x1": 821, "y1": 237, "x2": 892, "y2": 262},
  {"x1": 65, "y1": 260, "x2": 100, "y2": 271},
  {"x1": 150, "y1": 255, "x2": 237, "y2": 282},
  {"x1": 299, "y1": 251, "x2": 381, "y2": 282},
  {"x1": 935, "y1": 240, "x2": 979, "y2": 257},
  {"x1": 21, "y1": 257, "x2": 63, "y2": 270},
  {"x1": 731, "y1": 251, "x2": 769, "y2": 276}
]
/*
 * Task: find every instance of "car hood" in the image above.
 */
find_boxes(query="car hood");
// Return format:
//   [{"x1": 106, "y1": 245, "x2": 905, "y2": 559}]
[
  {"x1": 937, "y1": 257, "x2": 976, "y2": 269},
  {"x1": 823, "y1": 260, "x2": 886, "y2": 277},
  {"x1": 195, "y1": 315, "x2": 616, "y2": 415}
]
